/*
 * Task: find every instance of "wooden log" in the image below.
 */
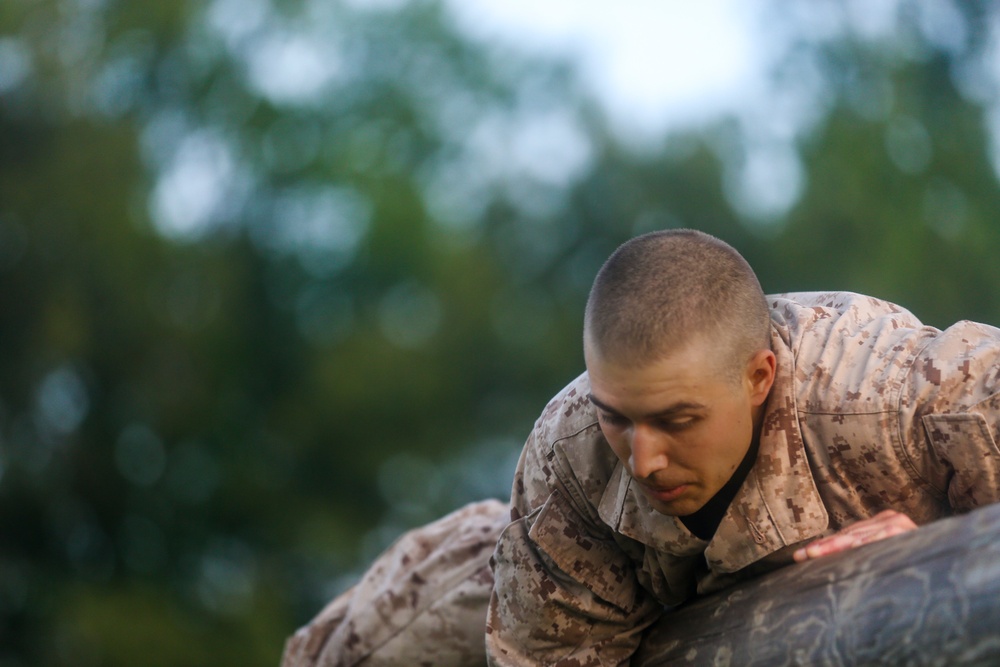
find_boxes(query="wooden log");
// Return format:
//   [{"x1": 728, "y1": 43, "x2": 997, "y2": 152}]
[{"x1": 633, "y1": 502, "x2": 1000, "y2": 666}]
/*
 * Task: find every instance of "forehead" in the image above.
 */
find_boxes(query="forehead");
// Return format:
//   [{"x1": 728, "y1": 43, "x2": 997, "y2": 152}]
[
  {"x1": 583, "y1": 320, "x2": 731, "y2": 368},
  {"x1": 585, "y1": 338, "x2": 731, "y2": 409}
]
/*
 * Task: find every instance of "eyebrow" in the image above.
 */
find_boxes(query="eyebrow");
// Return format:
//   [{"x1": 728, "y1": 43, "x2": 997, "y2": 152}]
[{"x1": 587, "y1": 393, "x2": 706, "y2": 420}]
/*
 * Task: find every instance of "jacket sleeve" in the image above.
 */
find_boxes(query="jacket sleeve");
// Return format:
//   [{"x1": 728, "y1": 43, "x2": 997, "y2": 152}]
[
  {"x1": 901, "y1": 320, "x2": 1000, "y2": 511},
  {"x1": 485, "y1": 422, "x2": 663, "y2": 666}
]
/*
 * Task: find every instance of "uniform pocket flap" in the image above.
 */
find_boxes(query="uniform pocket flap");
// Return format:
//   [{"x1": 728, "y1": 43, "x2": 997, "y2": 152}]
[
  {"x1": 528, "y1": 489, "x2": 638, "y2": 612},
  {"x1": 922, "y1": 412, "x2": 1000, "y2": 509}
]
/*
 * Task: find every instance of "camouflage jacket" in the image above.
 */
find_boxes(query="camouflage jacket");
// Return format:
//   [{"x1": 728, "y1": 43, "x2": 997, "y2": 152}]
[{"x1": 487, "y1": 292, "x2": 1000, "y2": 666}]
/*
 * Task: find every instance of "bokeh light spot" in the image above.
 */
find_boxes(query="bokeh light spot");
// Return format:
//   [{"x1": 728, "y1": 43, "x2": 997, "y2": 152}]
[
  {"x1": 149, "y1": 131, "x2": 243, "y2": 241},
  {"x1": 377, "y1": 281, "x2": 443, "y2": 349},
  {"x1": 0, "y1": 38, "x2": 31, "y2": 94},
  {"x1": 244, "y1": 30, "x2": 344, "y2": 105},
  {"x1": 35, "y1": 366, "x2": 90, "y2": 438},
  {"x1": 197, "y1": 539, "x2": 257, "y2": 616},
  {"x1": 114, "y1": 423, "x2": 167, "y2": 487},
  {"x1": 885, "y1": 116, "x2": 933, "y2": 174}
]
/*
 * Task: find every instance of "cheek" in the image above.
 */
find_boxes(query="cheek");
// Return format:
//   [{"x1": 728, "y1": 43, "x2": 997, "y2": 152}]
[
  {"x1": 599, "y1": 426, "x2": 630, "y2": 462},
  {"x1": 709, "y1": 415, "x2": 752, "y2": 467}
]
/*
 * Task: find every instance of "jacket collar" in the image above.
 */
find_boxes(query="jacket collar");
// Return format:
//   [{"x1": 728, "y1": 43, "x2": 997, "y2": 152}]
[{"x1": 597, "y1": 326, "x2": 830, "y2": 574}]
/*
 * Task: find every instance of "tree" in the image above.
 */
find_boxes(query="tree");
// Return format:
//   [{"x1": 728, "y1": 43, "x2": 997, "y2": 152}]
[{"x1": 1, "y1": 0, "x2": 999, "y2": 664}]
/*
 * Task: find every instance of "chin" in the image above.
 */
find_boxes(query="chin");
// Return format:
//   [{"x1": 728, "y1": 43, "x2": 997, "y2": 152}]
[{"x1": 649, "y1": 496, "x2": 704, "y2": 517}]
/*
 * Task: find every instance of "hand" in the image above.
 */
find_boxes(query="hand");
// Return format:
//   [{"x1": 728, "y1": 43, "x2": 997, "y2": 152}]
[{"x1": 793, "y1": 510, "x2": 917, "y2": 563}]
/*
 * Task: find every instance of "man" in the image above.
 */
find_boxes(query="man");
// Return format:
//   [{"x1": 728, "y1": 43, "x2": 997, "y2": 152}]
[{"x1": 283, "y1": 229, "x2": 1000, "y2": 666}]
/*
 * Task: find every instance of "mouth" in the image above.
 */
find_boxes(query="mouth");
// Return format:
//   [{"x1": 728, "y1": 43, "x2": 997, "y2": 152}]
[{"x1": 643, "y1": 484, "x2": 689, "y2": 503}]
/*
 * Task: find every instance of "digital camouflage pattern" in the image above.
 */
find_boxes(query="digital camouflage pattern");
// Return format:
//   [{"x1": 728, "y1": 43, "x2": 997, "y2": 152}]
[
  {"x1": 282, "y1": 499, "x2": 508, "y2": 667},
  {"x1": 487, "y1": 292, "x2": 1000, "y2": 665},
  {"x1": 283, "y1": 292, "x2": 1000, "y2": 667}
]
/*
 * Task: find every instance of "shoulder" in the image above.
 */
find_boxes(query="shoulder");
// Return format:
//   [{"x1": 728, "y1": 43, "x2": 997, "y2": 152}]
[
  {"x1": 768, "y1": 291, "x2": 923, "y2": 335},
  {"x1": 522, "y1": 373, "x2": 620, "y2": 513},
  {"x1": 768, "y1": 292, "x2": 932, "y2": 412},
  {"x1": 770, "y1": 291, "x2": 1000, "y2": 413},
  {"x1": 534, "y1": 372, "x2": 600, "y2": 445},
  {"x1": 902, "y1": 319, "x2": 1000, "y2": 413}
]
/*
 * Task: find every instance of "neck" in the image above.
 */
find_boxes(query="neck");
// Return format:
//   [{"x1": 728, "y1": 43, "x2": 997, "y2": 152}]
[{"x1": 679, "y1": 431, "x2": 761, "y2": 541}]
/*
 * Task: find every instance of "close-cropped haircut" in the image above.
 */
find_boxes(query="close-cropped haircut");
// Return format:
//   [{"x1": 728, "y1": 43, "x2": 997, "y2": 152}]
[{"x1": 584, "y1": 229, "x2": 771, "y2": 377}]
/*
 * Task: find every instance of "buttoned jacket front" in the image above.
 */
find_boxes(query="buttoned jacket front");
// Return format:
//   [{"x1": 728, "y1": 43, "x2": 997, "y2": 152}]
[{"x1": 487, "y1": 292, "x2": 1000, "y2": 666}]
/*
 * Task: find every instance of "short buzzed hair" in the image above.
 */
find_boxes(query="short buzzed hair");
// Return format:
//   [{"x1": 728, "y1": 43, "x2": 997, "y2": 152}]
[{"x1": 584, "y1": 229, "x2": 771, "y2": 377}]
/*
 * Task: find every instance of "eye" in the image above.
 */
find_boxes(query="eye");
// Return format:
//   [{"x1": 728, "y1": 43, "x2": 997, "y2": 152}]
[
  {"x1": 659, "y1": 416, "x2": 698, "y2": 432},
  {"x1": 598, "y1": 412, "x2": 628, "y2": 428}
]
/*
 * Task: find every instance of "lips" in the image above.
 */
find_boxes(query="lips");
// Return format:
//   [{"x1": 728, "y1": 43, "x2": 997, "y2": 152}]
[{"x1": 644, "y1": 484, "x2": 689, "y2": 503}]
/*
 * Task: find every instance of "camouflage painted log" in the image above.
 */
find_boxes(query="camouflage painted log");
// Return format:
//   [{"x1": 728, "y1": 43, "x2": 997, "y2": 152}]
[{"x1": 633, "y1": 501, "x2": 1000, "y2": 666}]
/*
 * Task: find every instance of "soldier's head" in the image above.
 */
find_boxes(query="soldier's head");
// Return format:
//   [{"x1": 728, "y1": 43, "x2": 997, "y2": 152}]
[
  {"x1": 583, "y1": 229, "x2": 776, "y2": 516},
  {"x1": 584, "y1": 229, "x2": 770, "y2": 377}
]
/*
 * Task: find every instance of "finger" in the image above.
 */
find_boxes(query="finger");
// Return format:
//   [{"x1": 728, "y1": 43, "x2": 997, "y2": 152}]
[
  {"x1": 793, "y1": 533, "x2": 856, "y2": 562},
  {"x1": 793, "y1": 517, "x2": 918, "y2": 562},
  {"x1": 843, "y1": 510, "x2": 911, "y2": 532},
  {"x1": 833, "y1": 512, "x2": 917, "y2": 540}
]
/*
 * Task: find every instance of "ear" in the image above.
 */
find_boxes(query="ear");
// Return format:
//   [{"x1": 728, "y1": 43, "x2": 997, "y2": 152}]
[{"x1": 745, "y1": 349, "x2": 776, "y2": 406}]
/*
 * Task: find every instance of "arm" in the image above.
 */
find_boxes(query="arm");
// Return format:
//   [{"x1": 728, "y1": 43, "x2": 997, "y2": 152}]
[
  {"x1": 796, "y1": 320, "x2": 1000, "y2": 562},
  {"x1": 486, "y1": 423, "x2": 662, "y2": 666},
  {"x1": 904, "y1": 321, "x2": 1000, "y2": 512}
]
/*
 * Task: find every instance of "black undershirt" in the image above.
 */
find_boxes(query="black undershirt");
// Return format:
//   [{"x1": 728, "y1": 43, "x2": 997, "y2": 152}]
[{"x1": 679, "y1": 435, "x2": 761, "y2": 541}]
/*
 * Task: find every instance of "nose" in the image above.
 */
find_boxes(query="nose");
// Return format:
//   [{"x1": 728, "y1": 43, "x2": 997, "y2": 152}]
[{"x1": 629, "y1": 423, "x2": 669, "y2": 480}]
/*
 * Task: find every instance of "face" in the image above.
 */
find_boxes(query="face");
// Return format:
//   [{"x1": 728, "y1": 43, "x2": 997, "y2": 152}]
[{"x1": 584, "y1": 336, "x2": 775, "y2": 516}]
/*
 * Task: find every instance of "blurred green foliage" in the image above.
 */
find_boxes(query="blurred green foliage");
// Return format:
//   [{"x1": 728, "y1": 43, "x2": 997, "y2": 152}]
[{"x1": 2, "y1": 0, "x2": 1000, "y2": 664}]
